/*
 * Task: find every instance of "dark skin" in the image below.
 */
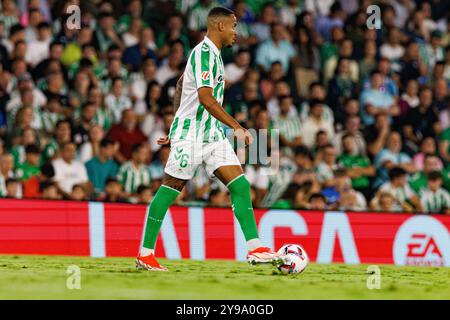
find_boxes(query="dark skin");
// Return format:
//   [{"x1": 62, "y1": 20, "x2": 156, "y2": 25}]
[{"x1": 157, "y1": 13, "x2": 250, "y2": 191}]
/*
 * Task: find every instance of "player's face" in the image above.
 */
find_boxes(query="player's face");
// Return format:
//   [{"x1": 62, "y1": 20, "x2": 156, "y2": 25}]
[{"x1": 222, "y1": 15, "x2": 237, "y2": 48}]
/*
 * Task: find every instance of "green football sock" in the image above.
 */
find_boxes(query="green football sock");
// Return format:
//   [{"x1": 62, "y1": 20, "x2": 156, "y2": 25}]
[
  {"x1": 227, "y1": 174, "x2": 259, "y2": 241},
  {"x1": 142, "y1": 185, "x2": 180, "y2": 250}
]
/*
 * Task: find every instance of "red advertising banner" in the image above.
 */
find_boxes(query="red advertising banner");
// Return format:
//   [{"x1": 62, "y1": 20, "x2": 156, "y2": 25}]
[{"x1": 0, "y1": 199, "x2": 449, "y2": 266}]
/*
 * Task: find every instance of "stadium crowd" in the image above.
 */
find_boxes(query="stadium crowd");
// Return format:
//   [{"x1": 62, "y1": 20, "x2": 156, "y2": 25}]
[{"x1": 0, "y1": 0, "x2": 449, "y2": 213}]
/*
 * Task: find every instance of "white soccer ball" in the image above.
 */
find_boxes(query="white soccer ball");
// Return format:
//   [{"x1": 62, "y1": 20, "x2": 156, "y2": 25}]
[{"x1": 276, "y1": 244, "x2": 309, "y2": 275}]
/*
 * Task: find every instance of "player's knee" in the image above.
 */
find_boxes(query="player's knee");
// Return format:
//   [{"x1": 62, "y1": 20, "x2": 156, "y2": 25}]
[{"x1": 227, "y1": 175, "x2": 250, "y2": 194}]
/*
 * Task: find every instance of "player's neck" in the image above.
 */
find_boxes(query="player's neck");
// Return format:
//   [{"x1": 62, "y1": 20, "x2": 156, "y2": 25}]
[{"x1": 206, "y1": 32, "x2": 222, "y2": 51}]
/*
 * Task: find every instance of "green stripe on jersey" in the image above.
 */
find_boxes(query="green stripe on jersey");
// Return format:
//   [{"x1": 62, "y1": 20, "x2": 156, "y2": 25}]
[
  {"x1": 179, "y1": 119, "x2": 191, "y2": 140},
  {"x1": 169, "y1": 117, "x2": 179, "y2": 140},
  {"x1": 203, "y1": 113, "x2": 212, "y2": 142},
  {"x1": 196, "y1": 105, "x2": 205, "y2": 138}
]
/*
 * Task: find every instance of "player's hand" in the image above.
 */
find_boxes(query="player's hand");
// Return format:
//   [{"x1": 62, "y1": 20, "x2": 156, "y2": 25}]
[
  {"x1": 157, "y1": 136, "x2": 170, "y2": 145},
  {"x1": 234, "y1": 127, "x2": 253, "y2": 146}
]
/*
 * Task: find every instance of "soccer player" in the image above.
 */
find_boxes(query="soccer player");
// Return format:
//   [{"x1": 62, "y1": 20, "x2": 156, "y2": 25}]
[{"x1": 136, "y1": 7, "x2": 279, "y2": 271}]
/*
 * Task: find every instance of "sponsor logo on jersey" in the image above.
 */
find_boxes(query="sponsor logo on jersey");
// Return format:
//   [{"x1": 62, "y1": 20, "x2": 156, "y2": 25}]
[{"x1": 201, "y1": 71, "x2": 210, "y2": 81}]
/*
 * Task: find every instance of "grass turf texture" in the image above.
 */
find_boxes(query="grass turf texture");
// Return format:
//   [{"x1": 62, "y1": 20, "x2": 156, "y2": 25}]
[{"x1": 0, "y1": 255, "x2": 449, "y2": 299}]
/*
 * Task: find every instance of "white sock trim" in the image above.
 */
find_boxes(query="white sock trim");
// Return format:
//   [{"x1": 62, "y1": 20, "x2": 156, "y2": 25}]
[
  {"x1": 161, "y1": 184, "x2": 181, "y2": 194},
  {"x1": 247, "y1": 238, "x2": 263, "y2": 251},
  {"x1": 226, "y1": 174, "x2": 245, "y2": 188},
  {"x1": 140, "y1": 247, "x2": 154, "y2": 256}
]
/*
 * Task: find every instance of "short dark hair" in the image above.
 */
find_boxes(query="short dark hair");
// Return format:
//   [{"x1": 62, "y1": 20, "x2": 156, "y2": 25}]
[
  {"x1": 50, "y1": 40, "x2": 64, "y2": 50},
  {"x1": 428, "y1": 171, "x2": 442, "y2": 181},
  {"x1": 294, "y1": 145, "x2": 312, "y2": 160},
  {"x1": 9, "y1": 24, "x2": 25, "y2": 37},
  {"x1": 100, "y1": 138, "x2": 115, "y2": 148},
  {"x1": 309, "y1": 98, "x2": 324, "y2": 108},
  {"x1": 309, "y1": 193, "x2": 326, "y2": 203},
  {"x1": 5, "y1": 178, "x2": 19, "y2": 186},
  {"x1": 39, "y1": 180, "x2": 56, "y2": 192},
  {"x1": 40, "y1": 162, "x2": 55, "y2": 178},
  {"x1": 131, "y1": 143, "x2": 144, "y2": 154},
  {"x1": 389, "y1": 167, "x2": 407, "y2": 180},
  {"x1": 208, "y1": 6, "x2": 234, "y2": 19},
  {"x1": 105, "y1": 178, "x2": 119, "y2": 185},
  {"x1": 25, "y1": 144, "x2": 40, "y2": 155},
  {"x1": 137, "y1": 185, "x2": 152, "y2": 195},
  {"x1": 37, "y1": 22, "x2": 51, "y2": 30}
]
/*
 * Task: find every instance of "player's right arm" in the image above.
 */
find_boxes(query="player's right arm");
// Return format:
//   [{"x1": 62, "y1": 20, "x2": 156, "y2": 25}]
[{"x1": 198, "y1": 87, "x2": 253, "y2": 145}]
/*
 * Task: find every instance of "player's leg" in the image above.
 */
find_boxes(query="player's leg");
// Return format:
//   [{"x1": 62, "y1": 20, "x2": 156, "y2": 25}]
[
  {"x1": 214, "y1": 165, "x2": 280, "y2": 264},
  {"x1": 136, "y1": 173, "x2": 187, "y2": 271}
]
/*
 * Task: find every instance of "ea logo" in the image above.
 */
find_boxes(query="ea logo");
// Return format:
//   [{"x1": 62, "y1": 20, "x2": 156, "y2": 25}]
[{"x1": 393, "y1": 216, "x2": 450, "y2": 266}]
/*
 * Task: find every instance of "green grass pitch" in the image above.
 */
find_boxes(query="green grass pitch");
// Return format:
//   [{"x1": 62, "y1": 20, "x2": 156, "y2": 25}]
[{"x1": 0, "y1": 255, "x2": 449, "y2": 299}]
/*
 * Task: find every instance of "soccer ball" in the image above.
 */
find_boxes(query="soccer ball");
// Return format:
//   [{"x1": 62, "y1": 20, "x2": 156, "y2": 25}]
[{"x1": 276, "y1": 244, "x2": 309, "y2": 275}]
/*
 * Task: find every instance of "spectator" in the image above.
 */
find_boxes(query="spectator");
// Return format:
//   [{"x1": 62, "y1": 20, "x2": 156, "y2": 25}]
[
  {"x1": 273, "y1": 95, "x2": 302, "y2": 152},
  {"x1": 188, "y1": 0, "x2": 217, "y2": 33},
  {"x1": 255, "y1": 23, "x2": 295, "y2": 74},
  {"x1": 409, "y1": 153, "x2": 443, "y2": 194},
  {"x1": 333, "y1": 169, "x2": 367, "y2": 211},
  {"x1": 419, "y1": 171, "x2": 450, "y2": 214},
  {"x1": 15, "y1": 144, "x2": 40, "y2": 181},
  {"x1": 136, "y1": 184, "x2": 153, "y2": 204},
  {"x1": 5, "y1": 177, "x2": 21, "y2": 198},
  {"x1": 334, "y1": 114, "x2": 366, "y2": 155},
  {"x1": 52, "y1": 142, "x2": 89, "y2": 196},
  {"x1": 25, "y1": 21, "x2": 51, "y2": 67},
  {"x1": 326, "y1": 57, "x2": 358, "y2": 121},
  {"x1": 294, "y1": 26, "x2": 320, "y2": 72},
  {"x1": 40, "y1": 181, "x2": 61, "y2": 200},
  {"x1": 224, "y1": 48, "x2": 251, "y2": 86},
  {"x1": 412, "y1": 137, "x2": 443, "y2": 172},
  {"x1": 108, "y1": 109, "x2": 147, "y2": 163},
  {"x1": 155, "y1": 47, "x2": 183, "y2": 86},
  {"x1": 398, "y1": 79, "x2": 419, "y2": 120},
  {"x1": 301, "y1": 99, "x2": 335, "y2": 149},
  {"x1": 70, "y1": 184, "x2": 88, "y2": 201},
  {"x1": 23, "y1": 162, "x2": 54, "y2": 199},
  {"x1": 93, "y1": 11, "x2": 123, "y2": 55},
  {"x1": 378, "y1": 167, "x2": 422, "y2": 212},
  {"x1": 251, "y1": 2, "x2": 278, "y2": 42},
  {"x1": 122, "y1": 27, "x2": 157, "y2": 72},
  {"x1": 308, "y1": 193, "x2": 327, "y2": 210},
  {"x1": 402, "y1": 86, "x2": 440, "y2": 154},
  {"x1": 104, "y1": 77, "x2": 132, "y2": 124},
  {"x1": 79, "y1": 124, "x2": 105, "y2": 163},
  {"x1": 370, "y1": 191, "x2": 402, "y2": 212},
  {"x1": 299, "y1": 82, "x2": 334, "y2": 123},
  {"x1": 360, "y1": 71, "x2": 399, "y2": 126},
  {"x1": 374, "y1": 131, "x2": 415, "y2": 188},
  {"x1": 42, "y1": 119, "x2": 72, "y2": 163},
  {"x1": 85, "y1": 138, "x2": 119, "y2": 194},
  {"x1": 208, "y1": 188, "x2": 227, "y2": 207},
  {"x1": 0, "y1": 153, "x2": 15, "y2": 197},
  {"x1": 100, "y1": 178, "x2": 126, "y2": 203},
  {"x1": 338, "y1": 134, "x2": 375, "y2": 198},
  {"x1": 316, "y1": 144, "x2": 338, "y2": 187},
  {"x1": 117, "y1": 143, "x2": 151, "y2": 197},
  {"x1": 323, "y1": 38, "x2": 359, "y2": 84}
]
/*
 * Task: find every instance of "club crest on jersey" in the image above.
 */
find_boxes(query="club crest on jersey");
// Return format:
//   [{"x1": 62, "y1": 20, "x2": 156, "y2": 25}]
[{"x1": 201, "y1": 71, "x2": 210, "y2": 81}]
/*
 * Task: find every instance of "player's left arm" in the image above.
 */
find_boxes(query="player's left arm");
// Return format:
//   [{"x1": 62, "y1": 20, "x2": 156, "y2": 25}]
[{"x1": 198, "y1": 87, "x2": 253, "y2": 145}]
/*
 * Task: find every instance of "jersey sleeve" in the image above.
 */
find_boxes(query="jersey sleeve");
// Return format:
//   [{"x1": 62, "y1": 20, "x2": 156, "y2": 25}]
[{"x1": 192, "y1": 44, "x2": 216, "y2": 90}]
